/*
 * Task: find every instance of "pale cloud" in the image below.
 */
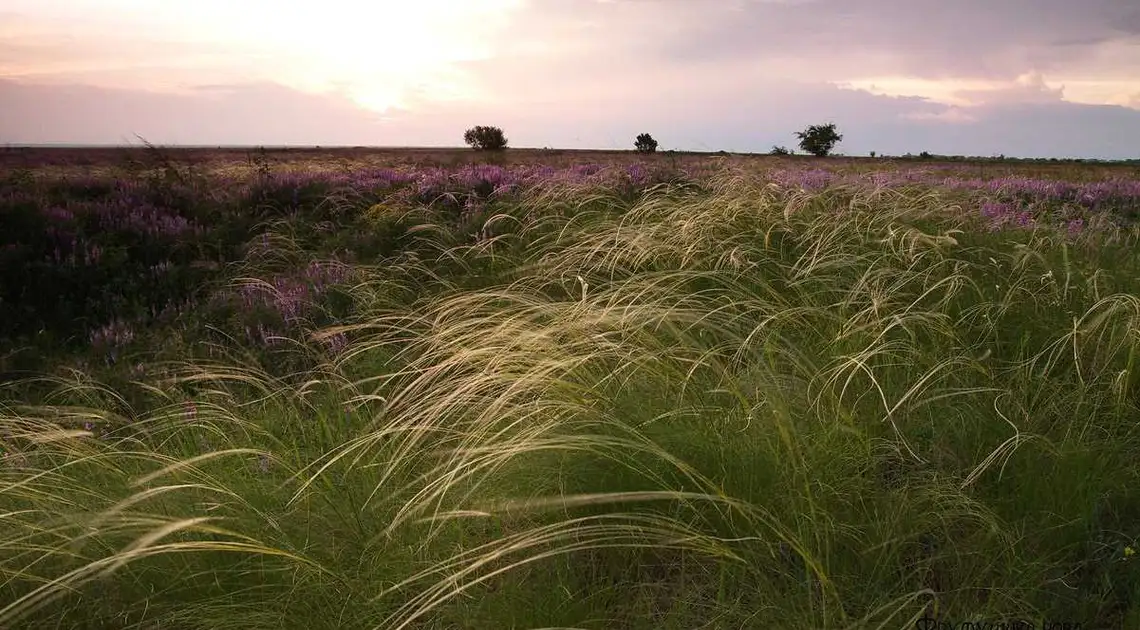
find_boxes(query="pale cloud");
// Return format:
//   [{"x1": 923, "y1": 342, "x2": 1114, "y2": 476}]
[
  {"x1": 903, "y1": 109, "x2": 979, "y2": 124},
  {"x1": 0, "y1": 0, "x2": 524, "y2": 110},
  {"x1": 844, "y1": 72, "x2": 1068, "y2": 109},
  {"x1": 952, "y1": 71, "x2": 1066, "y2": 107},
  {"x1": 840, "y1": 78, "x2": 1002, "y2": 108},
  {"x1": 0, "y1": 79, "x2": 387, "y2": 145},
  {"x1": 843, "y1": 73, "x2": 1140, "y2": 111},
  {"x1": 648, "y1": 0, "x2": 1140, "y2": 80},
  {"x1": 510, "y1": 0, "x2": 1140, "y2": 108}
]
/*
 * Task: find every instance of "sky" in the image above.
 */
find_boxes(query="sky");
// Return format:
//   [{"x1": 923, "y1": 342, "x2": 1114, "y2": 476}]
[{"x1": 2, "y1": 0, "x2": 1139, "y2": 159}]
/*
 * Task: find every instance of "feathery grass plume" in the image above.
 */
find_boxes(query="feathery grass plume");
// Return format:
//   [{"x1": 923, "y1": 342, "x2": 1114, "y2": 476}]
[{"x1": 3, "y1": 155, "x2": 1140, "y2": 627}]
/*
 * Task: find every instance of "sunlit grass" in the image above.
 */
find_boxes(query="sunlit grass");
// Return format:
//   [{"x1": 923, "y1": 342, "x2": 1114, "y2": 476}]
[{"x1": 3, "y1": 163, "x2": 1140, "y2": 628}]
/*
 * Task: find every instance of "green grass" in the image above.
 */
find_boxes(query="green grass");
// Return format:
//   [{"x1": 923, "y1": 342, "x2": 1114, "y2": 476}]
[{"x1": 4, "y1": 166, "x2": 1140, "y2": 629}]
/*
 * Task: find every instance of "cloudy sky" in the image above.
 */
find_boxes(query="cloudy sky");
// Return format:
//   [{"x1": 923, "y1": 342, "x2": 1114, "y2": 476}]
[{"x1": 2, "y1": 0, "x2": 1139, "y2": 158}]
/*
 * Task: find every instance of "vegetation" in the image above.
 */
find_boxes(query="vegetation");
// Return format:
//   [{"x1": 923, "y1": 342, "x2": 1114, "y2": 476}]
[
  {"x1": 2, "y1": 148, "x2": 1140, "y2": 629},
  {"x1": 795, "y1": 122, "x2": 843, "y2": 157},
  {"x1": 770, "y1": 145, "x2": 793, "y2": 156},
  {"x1": 463, "y1": 125, "x2": 509, "y2": 151},
  {"x1": 634, "y1": 133, "x2": 659, "y2": 153}
]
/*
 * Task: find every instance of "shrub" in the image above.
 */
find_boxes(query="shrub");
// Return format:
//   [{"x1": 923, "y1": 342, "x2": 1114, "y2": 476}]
[
  {"x1": 634, "y1": 133, "x2": 658, "y2": 153},
  {"x1": 463, "y1": 126, "x2": 508, "y2": 151},
  {"x1": 769, "y1": 145, "x2": 793, "y2": 156},
  {"x1": 794, "y1": 122, "x2": 843, "y2": 157}
]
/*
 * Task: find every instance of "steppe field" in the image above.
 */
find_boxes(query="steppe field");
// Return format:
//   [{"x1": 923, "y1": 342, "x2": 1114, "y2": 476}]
[{"x1": 3, "y1": 146, "x2": 1140, "y2": 629}]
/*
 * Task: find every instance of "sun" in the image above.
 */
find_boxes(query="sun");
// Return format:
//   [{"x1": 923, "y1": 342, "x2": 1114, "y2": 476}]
[
  {"x1": 344, "y1": 85, "x2": 404, "y2": 115},
  {"x1": 8, "y1": 0, "x2": 524, "y2": 111}
]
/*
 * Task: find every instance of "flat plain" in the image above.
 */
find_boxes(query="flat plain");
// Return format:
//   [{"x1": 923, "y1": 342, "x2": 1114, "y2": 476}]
[{"x1": 2, "y1": 146, "x2": 1140, "y2": 629}]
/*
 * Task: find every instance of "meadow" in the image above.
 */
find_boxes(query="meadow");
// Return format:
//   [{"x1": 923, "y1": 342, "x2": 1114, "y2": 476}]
[{"x1": 2, "y1": 146, "x2": 1140, "y2": 629}]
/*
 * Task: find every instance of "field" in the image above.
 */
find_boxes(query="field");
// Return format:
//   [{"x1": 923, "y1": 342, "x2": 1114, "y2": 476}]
[{"x1": 3, "y1": 146, "x2": 1140, "y2": 629}]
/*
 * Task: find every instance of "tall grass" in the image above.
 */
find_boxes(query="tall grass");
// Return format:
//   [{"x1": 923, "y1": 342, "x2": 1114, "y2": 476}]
[{"x1": 3, "y1": 165, "x2": 1140, "y2": 628}]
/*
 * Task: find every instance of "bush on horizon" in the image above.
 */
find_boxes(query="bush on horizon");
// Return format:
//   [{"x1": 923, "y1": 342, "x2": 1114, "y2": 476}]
[{"x1": 463, "y1": 125, "x2": 509, "y2": 151}]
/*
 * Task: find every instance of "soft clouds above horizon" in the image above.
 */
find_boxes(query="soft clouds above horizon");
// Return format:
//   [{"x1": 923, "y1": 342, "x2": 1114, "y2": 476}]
[{"x1": 2, "y1": 0, "x2": 1139, "y2": 158}]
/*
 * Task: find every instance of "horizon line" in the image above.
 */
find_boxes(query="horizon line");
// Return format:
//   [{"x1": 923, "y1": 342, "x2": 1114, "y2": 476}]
[{"x1": 1, "y1": 143, "x2": 1136, "y2": 163}]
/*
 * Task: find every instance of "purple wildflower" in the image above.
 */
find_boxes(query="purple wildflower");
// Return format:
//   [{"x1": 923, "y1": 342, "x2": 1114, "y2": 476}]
[{"x1": 321, "y1": 332, "x2": 349, "y2": 356}]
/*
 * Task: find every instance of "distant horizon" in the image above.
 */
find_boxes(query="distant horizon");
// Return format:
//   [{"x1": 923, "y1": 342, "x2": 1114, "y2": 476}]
[{"x1": 2, "y1": 143, "x2": 1136, "y2": 163}]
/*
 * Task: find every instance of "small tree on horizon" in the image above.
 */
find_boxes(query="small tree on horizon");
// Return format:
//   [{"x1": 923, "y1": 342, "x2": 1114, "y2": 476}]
[
  {"x1": 794, "y1": 122, "x2": 843, "y2": 157},
  {"x1": 770, "y1": 145, "x2": 793, "y2": 156},
  {"x1": 634, "y1": 133, "x2": 658, "y2": 153},
  {"x1": 463, "y1": 125, "x2": 508, "y2": 151}
]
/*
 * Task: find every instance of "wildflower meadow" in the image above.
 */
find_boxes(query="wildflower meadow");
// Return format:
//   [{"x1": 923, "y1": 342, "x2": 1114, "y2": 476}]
[{"x1": 2, "y1": 146, "x2": 1140, "y2": 629}]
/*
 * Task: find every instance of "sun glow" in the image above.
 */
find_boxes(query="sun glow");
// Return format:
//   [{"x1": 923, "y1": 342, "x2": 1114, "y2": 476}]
[{"x1": 2, "y1": 0, "x2": 524, "y2": 112}]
